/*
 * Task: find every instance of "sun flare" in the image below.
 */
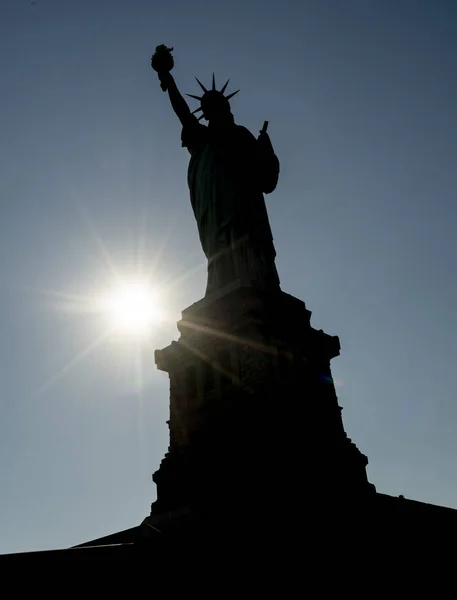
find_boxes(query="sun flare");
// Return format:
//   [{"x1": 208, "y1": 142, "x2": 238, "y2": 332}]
[{"x1": 104, "y1": 280, "x2": 163, "y2": 336}]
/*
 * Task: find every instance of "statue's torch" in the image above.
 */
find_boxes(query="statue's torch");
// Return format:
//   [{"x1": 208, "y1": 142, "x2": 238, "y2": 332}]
[{"x1": 151, "y1": 44, "x2": 174, "y2": 91}]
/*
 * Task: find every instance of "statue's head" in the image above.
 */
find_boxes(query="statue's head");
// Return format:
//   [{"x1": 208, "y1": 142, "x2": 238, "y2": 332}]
[
  {"x1": 187, "y1": 75, "x2": 239, "y2": 124},
  {"x1": 200, "y1": 90, "x2": 232, "y2": 122}
]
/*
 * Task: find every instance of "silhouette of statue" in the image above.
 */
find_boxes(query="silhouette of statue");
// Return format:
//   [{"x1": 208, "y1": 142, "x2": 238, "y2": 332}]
[{"x1": 151, "y1": 45, "x2": 280, "y2": 295}]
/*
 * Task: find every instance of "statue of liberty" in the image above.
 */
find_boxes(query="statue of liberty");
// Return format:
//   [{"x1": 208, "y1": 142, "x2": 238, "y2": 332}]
[{"x1": 151, "y1": 45, "x2": 281, "y2": 296}]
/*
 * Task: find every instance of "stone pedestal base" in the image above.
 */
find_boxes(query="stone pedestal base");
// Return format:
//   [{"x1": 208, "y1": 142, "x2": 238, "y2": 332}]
[{"x1": 150, "y1": 284, "x2": 375, "y2": 523}]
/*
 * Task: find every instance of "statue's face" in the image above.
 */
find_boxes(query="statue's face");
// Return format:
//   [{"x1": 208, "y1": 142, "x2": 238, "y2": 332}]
[{"x1": 201, "y1": 92, "x2": 232, "y2": 123}]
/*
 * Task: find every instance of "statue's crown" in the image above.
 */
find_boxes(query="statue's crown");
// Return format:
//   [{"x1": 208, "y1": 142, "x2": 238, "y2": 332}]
[{"x1": 186, "y1": 74, "x2": 239, "y2": 120}]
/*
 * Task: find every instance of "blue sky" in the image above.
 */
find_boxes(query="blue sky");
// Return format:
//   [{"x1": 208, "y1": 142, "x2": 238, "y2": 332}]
[{"x1": 0, "y1": 0, "x2": 456, "y2": 553}]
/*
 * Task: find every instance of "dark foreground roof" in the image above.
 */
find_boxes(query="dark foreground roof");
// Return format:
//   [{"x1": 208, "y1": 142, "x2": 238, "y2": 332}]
[
  {"x1": 1, "y1": 492, "x2": 456, "y2": 565},
  {"x1": 72, "y1": 525, "x2": 142, "y2": 548}
]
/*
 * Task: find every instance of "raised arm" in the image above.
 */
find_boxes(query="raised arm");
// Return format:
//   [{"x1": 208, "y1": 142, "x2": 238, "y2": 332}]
[
  {"x1": 151, "y1": 46, "x2": 193, "y2": 127},
  {"x1": 158, "y1": 71, "x2": 193, "y2": 127}
]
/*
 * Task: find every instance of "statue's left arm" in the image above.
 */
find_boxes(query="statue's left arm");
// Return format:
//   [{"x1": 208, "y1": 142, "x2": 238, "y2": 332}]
[
  {"x1": 255, "y1": 128, "x2": 280, "y2": 194},
  {"x1": 240, "y1": 127, "x2": 279, "y2": 194}
]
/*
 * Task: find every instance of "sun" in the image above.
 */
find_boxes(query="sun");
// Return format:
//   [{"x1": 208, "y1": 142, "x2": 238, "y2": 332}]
[{"x1": 104, "y1": 280, "x2": 163, "y2": 336}]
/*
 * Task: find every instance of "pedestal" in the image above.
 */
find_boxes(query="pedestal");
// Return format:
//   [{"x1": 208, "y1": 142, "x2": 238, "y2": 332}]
[{"x1": 148, "y1": 284, "x2": 375, "y2": 529}]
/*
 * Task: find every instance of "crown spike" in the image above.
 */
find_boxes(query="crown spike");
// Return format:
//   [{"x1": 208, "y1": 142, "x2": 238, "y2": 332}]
[
  {"x1": 212, "y1": 73, "x2": 216, "y2": 91},
  {"x1": 225, "y1": 89, "x2": 240, "y2": 101},
  {"x1": 195, "y1": 77, "x2": 207, "y2": 93},
  {"x1": 197, "y1": 114, "x2": 206, "y2": 121},
  {"x1": 220, "y1": 79, "x2": 230, "y2": 94},
  {"x1": 186, "y1": 93, "x2": 202, "y2": 101},
  {"x1": 192, "y1": 106, "x2": 203, "y2": 114}
]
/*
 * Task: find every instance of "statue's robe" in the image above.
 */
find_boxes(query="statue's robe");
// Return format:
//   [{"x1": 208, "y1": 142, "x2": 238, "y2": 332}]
[{"x1": 182, "y1": 116, "x2": 280, "y2": 295}]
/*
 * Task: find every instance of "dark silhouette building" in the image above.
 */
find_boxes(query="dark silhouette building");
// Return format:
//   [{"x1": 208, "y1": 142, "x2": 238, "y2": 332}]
[{"x1": 1, "y1": 284, "x2": 457, "y2": 570}]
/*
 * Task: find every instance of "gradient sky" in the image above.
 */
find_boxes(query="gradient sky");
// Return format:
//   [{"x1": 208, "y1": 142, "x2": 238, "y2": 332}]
[{"x1": 1, "y1": 0, "x2": 456, "y2": 553}]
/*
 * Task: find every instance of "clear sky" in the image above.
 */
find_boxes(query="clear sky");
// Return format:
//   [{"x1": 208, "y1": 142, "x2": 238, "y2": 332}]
[{"x1": 0, "y1": 0, "x2": 456, "y2": 553}]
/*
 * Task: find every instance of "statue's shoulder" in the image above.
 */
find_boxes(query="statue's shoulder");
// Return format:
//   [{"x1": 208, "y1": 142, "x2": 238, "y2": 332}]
[
  {"x1": 181, "y1": 116, "x2": 208, "y2": 149},
  {"x1": 235, "y1": 124, "x2": 256, "y2": 140},
  {"x1": 233, "y1": 125, "x2": 257, "y2": 150}
]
